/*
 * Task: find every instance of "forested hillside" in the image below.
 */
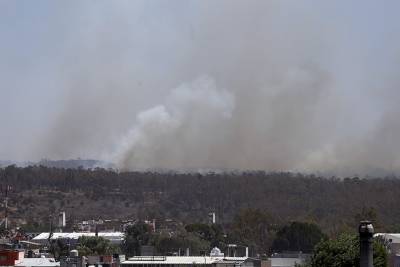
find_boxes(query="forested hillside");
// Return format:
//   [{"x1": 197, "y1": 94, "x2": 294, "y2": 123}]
[{"x1": 0, "y1": 165, "x2": 398, "y2": 235}]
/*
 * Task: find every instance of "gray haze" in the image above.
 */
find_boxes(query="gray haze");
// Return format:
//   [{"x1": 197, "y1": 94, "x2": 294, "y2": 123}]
[{"x1": 1, "y1": 1, "x2": 400, "y2": 175}]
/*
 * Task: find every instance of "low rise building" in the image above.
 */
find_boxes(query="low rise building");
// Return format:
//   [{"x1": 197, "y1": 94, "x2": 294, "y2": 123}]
[
  {"x1": 32, "y1": 232, "x2": 124, "y2": 247},
  {"x1": 375, "y1": 233, "x2": 400, "y2": 267},
  {"x1": 269, "y1": 252, "x2": 310, "y2": 267},
  {"x1": 15, "y1": 257, "x2": 59, "y2": 267},
  {"x1": 121, "y1": 248, "x2": 260, "y2": 267},
  {"x1": 0, "y1": 249, "x2": 25, "y2": 266},
  {"x1": 121, "y1": 256, "x2": 258, "y2": 267},
  {"x1": 0, "y1": 249, "x2": 59, "y2": 267},
  {"x1": 60, "y1": 250, "x2": 125, "y2": 267}
]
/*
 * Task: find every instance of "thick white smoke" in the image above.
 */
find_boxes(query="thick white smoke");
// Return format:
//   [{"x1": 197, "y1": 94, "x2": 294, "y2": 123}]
[
  {"x1": 112, "y1": 76, "x2": 235, "y2": 170},
  {"x1": 111, "y1": 65, "x2": 333, "y2": 171}
]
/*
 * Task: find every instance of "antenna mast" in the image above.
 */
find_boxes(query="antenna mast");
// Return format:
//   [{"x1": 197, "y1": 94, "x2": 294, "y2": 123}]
[{"x1": 4, "y1": 185, "x2": 9, "y2": 230}]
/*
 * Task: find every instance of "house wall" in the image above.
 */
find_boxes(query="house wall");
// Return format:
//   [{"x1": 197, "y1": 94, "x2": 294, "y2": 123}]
[{"x1": 0, "y1": 250, "x2": 24, "y2": 266}]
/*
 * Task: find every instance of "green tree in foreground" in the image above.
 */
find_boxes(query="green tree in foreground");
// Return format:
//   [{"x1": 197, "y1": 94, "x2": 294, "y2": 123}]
[
  {"x1": 304, "y1": 233, "x2": 387, "y2": 267},
  {"x1": 77, "y1": 236, "x2": 120, "y2": 256},
  {"x1": 124, "y1": 222, "x2": 153, "y2": 256},
  {"x1": 272, "y1": 221, "x2": 326, "y2": 253},
  {"x1": 185, "y1": 223, "x2": 225, "y2": 248},
  {"x1": 154, "y1": 230, "x2": 210, "y2": 256},
  {"x1": 49, "y1": 239, "x2": 69, "y2": 261},
  {"x1": 229, "y1": 209, "x2": 273, "y2": 255}
]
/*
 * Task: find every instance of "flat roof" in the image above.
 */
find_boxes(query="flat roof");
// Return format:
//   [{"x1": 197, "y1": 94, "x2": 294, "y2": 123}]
[
  {"x1": 122, "y1": 256, "x2": 248, "y2": 265},
  {"x1": 270, "y1": 257, "x2": 305, "y2": 267},
  {"x1": 15, "y1": 258, "x2": 60, "y2": 267},
  {"x1": 32, "y1": 232, "x2": 124, "y2": 241},
  {"x1": 375, "y1": 233, "x2": 400, "y2": 243}
]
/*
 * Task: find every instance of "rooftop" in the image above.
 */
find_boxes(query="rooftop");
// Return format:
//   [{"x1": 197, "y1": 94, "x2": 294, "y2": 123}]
[
  {"x1": 32, "y1": 232, "x2": 124, "y2": 241},
  {"x1": 375, "y1": 233, "x2": 400, "y2": 243},
  {"x1": 15, "y1": 258, "x2": 60, "y2": 267},
  {"x1": 122, "y1": 256, "x2": 249, "y2": 265}
]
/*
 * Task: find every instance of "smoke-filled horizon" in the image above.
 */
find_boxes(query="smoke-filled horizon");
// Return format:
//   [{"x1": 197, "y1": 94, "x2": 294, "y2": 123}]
[{"x1": 1, "y1": 1, "x2": 400, "y2": 175}]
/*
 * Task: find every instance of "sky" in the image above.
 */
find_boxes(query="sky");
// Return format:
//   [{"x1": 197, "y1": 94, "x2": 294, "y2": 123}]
[{"x1": 1, "y1": 1, "x2": 400, "y2": 175}]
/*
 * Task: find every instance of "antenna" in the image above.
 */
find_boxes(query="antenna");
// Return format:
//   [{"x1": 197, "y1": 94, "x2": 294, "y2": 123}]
[{"x1": 4, "y1": 185, "x2": 10, "y2": 230}]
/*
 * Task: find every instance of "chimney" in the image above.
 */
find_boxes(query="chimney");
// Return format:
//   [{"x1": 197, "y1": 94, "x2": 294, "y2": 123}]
[{"x1": 359, "y1": 221, "x2": 374, "y2": 267}]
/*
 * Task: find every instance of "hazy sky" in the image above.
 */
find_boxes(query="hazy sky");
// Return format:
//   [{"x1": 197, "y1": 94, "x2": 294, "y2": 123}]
[{"x1": 2, "y1": 1, "x2": 400, "y2": 175}]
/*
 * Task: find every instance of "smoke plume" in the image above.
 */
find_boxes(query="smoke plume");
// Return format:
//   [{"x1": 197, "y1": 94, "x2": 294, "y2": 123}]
[
  {"x1": 112, "y1": 76, "x2": 235, "y2": 170},
  {"x1": 2, "y1": 1, "x2": 400, "y2": 175}
]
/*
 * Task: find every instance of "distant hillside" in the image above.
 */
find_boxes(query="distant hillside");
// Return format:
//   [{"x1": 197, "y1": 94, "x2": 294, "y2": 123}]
[
  {"x1": 0, "y1": 159, "x2": 114, "y2": 169},
  {"x1": 37, "y1": 159, "x2": 115, "y2": 169},
  {"x1": 0, "y1": 160, "x2": 35, "y2": 168},
  {"x1": 0, "y1": 165, "x2": 398, "y2": 235}
]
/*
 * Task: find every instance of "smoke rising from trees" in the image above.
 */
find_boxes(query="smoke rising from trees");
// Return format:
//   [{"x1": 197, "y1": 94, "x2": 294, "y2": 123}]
[{"x1": 2, "y1": 1, "x2": 400, "y2": 175}]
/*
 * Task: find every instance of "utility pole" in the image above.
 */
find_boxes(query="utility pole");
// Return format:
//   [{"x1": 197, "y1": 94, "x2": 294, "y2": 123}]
[{"x1": 48, "y1": 215, "x2": 53, "y2": 244}]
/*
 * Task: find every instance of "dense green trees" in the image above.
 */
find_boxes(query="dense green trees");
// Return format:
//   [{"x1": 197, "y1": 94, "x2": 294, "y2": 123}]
[
  {"x1": 2, "y1": 166, "x2": 400, "y2": 238},
  {"x1": 154, "y1": 230, "x2": 210, "y2": 255},
  {"x1": 304, "y1": 233, "x2": 387, "y2": 267},
  {"x1": 77, "y1": 236, "x2": 120, "y2": 256},
  {"x1": 228, "y1": 209, "x2": 273, "y2": 255},
  {"x1": 2, "y1": 165, "x2": 395, "y2": 263},
  {"x1": 185, "y1": 223, "x2": 225, "y2": 248},
  {"x1": 123, "y1": 218, "x2": 320, "y2": 256},
  {"x1": 272, "y1": 222, "x2": 326, "y2": 253},
  {"x1": 124, "y1": 222, "x2": 153, "y2": 256},
  {"x1": 49, "y1": 239, "x2": 69, "y2": 260},
  {"x1": 123, "y1": 222, "x2": 213, "y2": 256}
]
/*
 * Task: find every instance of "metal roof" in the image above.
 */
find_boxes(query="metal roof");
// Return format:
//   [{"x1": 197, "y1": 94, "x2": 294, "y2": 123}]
[
  {"x1": 122, "y1": 256, "x2": 248, "y2": 265},
  {"x1": 270, "y1": 257, "x2": 305, "y2": 267},
  {"x1": 375, "y1": 233, "x2": 400, "y2": 243},
  {"x1": 32, "y1": 232, "x2": 124, "y2": 241},
  {"x1": 15, "y1": 258, "x2": 60, "y2": 267}
]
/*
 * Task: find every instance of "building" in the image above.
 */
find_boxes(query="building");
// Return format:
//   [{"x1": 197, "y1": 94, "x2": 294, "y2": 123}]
[
  {"x1": 16, "y1": 257, "x2": 60, "y2": 267},
  {"x1": 375, "y1": 233, "x2": 400, "y2": 267},
  {"x1": 0, "y1": 249, "x2": 59, "y2": 267},
  {"x1": 269, "y1": 252, "x2": 309, "y2": 267},
  {"x1": 269, "y1": 258, "x2": 304, "y2": 267},
  {"x1": 0, "y1": 250, "x2": 25, "y2": 266},
  {"x1": 121, "y1": 256, "x2": 259, "y2": 267},
  {"x1": 121, "y1": 248, "x2": 260, "y2": 267},
  {"x1": 32, "y1": 232, "x2": 124, "y2": 246},
  {"x1": 60, "y1": 250, "x2": 125, "y2": 267}
]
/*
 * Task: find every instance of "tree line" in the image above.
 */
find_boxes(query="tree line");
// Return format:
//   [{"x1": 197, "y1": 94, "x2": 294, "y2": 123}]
[{"x1": 0, "y1": 165, "x2": 399, "y2": 234}]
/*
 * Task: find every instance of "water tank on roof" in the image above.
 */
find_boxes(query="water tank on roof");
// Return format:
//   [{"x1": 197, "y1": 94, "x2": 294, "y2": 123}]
[
  {"x1": 210, "y1": 247, "x2": 224, "y2": 257},
  {"x1": 70, "y1": 250, "x2": 79, "y2": 257}
]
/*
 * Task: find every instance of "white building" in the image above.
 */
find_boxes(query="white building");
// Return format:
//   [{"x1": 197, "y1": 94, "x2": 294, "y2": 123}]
[
  {"x1": 375, "y1": 233, "x2": 400, "y2": 267},
  {"x1": 32, "y1": 232, "x2": 124, "y2": 246},
  {"x1": 16, "y1": 257, "x2": 60, "y2": 267},
  {"x1": 121, "y1": 256, "x2": 258, "y2": 267},
  {"x1": 269, "y1": 258, "x2": 305, "y2": 267},
  {"x1": 268, "y1": 252, "x2": 309, "y2": 267},
  {"x1": 121, "y1": 248, "x2": 258, "y2": 267}
]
